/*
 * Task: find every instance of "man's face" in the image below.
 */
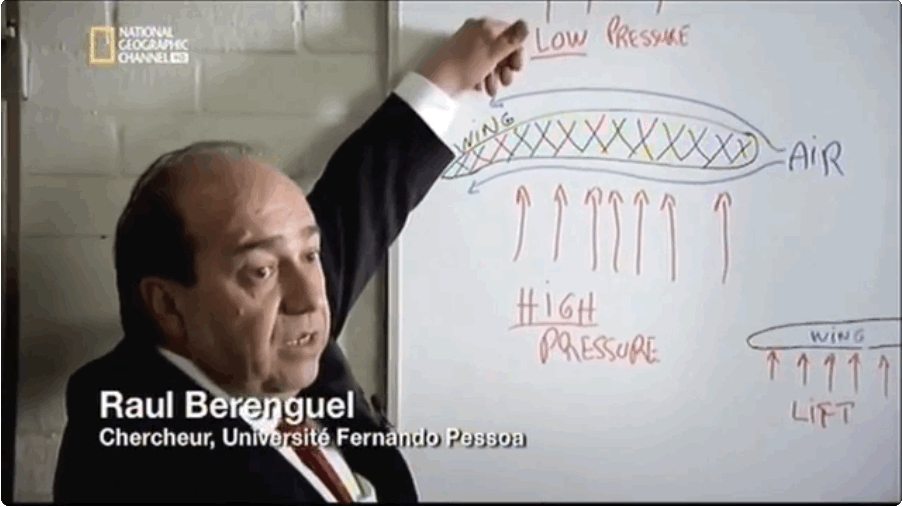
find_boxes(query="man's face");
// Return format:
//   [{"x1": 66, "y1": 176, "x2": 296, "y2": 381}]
[{"x1": 172, "y1": 155, "x2": 330, "y2": 395}]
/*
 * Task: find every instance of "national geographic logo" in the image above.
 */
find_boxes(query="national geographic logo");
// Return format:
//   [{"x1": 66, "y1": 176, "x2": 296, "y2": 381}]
[{"x1": 89, "y1": 26, "x2": 190, "y2": 66}]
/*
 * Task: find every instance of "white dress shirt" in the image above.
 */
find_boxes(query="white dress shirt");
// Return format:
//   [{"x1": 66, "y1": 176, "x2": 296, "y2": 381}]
[
  {"x1": 159, "y1": 348, "x2": 377, "y2": 503},
  {"x1": 157, "y1": 71, "x2": 457, "y2": 503},
  {"x1": 393, "y1": 71, "x2": 459, "y2": 143}
]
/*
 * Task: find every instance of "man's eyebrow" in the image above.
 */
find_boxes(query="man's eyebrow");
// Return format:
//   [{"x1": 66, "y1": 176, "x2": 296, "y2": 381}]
[
  {"x1": 229, "y1": 225, "x2": 320, "y2": 257},
  {"x1": 229, "y1": 236, "x2": 283, "y2": 257},
  {"x1": 302, "y1": 224, "x2": 320, "y2": 239}
]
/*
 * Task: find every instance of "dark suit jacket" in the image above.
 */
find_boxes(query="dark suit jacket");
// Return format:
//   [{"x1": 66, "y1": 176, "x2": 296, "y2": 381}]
[{"x1": 52, "y1": 93, "x2": 454, "y2": 505}]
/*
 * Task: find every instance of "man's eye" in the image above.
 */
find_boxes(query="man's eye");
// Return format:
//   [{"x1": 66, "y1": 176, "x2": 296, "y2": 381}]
[
  {"x1": 249, "y1": 266, "x2": 276, "y2": 280},
  {"x1": 304, "y1": 251, "x2": 321, "y2": 263}
]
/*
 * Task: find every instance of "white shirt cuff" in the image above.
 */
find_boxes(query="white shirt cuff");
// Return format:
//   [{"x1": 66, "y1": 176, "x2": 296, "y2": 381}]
[{"x1": 393, "y1": 72, "x2": 459, "y2": 148}]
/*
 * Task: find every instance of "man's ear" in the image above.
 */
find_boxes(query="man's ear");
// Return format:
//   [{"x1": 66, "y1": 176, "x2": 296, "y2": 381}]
[{"x1": 139, "y1": 277, "x2": 188, "y2": 342}]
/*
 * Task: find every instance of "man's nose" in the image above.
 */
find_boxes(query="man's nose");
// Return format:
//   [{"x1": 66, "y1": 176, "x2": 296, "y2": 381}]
[{"x1": 280, "y1": 262, "x2": 324, "y2": 315}]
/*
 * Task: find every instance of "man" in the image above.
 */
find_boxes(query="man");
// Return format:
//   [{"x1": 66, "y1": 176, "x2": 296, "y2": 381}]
[{"x1": 52, "y1": 17, "x2": 529, "y2": 504}]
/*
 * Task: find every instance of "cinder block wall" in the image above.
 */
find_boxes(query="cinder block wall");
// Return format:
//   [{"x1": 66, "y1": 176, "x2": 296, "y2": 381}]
[{"x1": 15, "y1": 2, "x2": 389, "y2": 501}]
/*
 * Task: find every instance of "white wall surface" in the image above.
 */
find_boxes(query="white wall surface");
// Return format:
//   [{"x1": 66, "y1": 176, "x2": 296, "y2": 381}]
[{"x1": 13, "y1": 2, "x2": 390, "y2": 501}]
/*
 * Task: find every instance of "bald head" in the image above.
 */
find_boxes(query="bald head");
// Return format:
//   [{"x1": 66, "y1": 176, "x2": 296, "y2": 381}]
[
  {"x1": 116, "y1": 142, "x2": 331, "y2": 396},
  {"x1": 172, "y1": 153, "x2": 311, "y2": 255}
]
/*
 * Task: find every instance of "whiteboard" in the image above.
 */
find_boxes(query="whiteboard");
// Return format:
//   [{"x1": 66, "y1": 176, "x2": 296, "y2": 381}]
[{"x1": 387, "y1": 1, "x2": 901, "y2": 502}]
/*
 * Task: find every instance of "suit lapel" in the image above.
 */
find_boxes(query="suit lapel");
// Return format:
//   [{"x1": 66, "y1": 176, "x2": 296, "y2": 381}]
[
  {"x1": 111, "y1": 336, "x2": 331, "y2": 502},
  {"x1": 113, "y1": 335, "x2": 418, "y2": 502}
]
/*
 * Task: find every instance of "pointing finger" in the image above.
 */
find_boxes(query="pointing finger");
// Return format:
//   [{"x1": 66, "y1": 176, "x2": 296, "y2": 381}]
[
  {"x1": 491, "y1": 20, "x2": 529, "y2": 61},
  {"x1": 508, "y1": 47, "x2": 524, "y2": 71},
  {"x1": 484, "y1": 72, "x2": 498, "y2": 97},
  {"x1": 499, "y1": 66, "x2": 513, "y2": 87},
  {"x1": 501, "y1": 19, "x2": 529, "y2": 44}
]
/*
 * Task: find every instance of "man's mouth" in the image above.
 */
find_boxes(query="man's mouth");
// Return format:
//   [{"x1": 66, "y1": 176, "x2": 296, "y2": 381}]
[{"x1": 283, "y1": 332, "x2": 317, "y2": 348}]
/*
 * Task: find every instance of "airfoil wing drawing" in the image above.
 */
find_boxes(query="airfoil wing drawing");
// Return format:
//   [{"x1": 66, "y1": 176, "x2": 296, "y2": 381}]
[{"x1": 446, "y1": 88, "x2": 786, "y2": 189}]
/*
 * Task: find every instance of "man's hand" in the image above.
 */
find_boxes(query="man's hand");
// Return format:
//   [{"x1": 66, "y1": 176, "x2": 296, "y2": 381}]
[{"x1": 418, "y1": 18, "x2": 529, "y2": 99}]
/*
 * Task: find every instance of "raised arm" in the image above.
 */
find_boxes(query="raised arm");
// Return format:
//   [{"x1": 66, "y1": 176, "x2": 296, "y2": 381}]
[
  {"x1": 300, "y1": 19, "x2": 529, "y2": 428},
  {"x1": 310, "y1": 18, "x2": 529, "y2": 337},
  {"x1": 307, "y1": 87, "x2": 454, "y2": 338}
]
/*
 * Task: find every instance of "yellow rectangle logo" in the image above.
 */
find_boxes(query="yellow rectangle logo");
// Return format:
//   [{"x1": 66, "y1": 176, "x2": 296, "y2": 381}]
[{"x1": 88, "y1": 26, "x2": 116, "y2": 66}]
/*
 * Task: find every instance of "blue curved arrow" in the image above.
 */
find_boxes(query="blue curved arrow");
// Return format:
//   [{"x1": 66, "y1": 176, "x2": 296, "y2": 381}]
[{"x1": 467, "y1": 160, "x2": 785, "y2": 194}]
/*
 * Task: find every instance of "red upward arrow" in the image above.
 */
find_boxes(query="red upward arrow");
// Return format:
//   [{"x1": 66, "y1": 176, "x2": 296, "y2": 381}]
[
  {"x1": 660, "y1": 194, "x2": 676, "y2": 282},
  {"x1": 824, "y1": 353, "x2": 836, "y2": 392},
  {"x1": 714, "y1": 192, "x2": 732, "y2": 284},
  {"x1": 513, "y1": 185, "x2": 531, "y2": 262},
  {"x1": 608, "y1": 190, "x2": 623, "y2": 273},
  {"x1": 554, "y1": 184, "x2": 569, "y2": 205},
  {"x1": 660, "y1": 194, "x2": 676, "y2": 210},
  {"x1": 797, "y1": 353, "x2": 809, "y2": 386},
  {"x1": 713, "y1": 192, "x2": 732, "y2": 210},
  {"x1": 634, "y1": 190, "x2": 650, "y2": 275},
  {"x1": 767, "y1": 350, "x2": 779, "y2": 380},
  {"x1": 878, "y1": 355, "x2": 890, "y2": 398},
  {"x1": 552, "y1": 184, "x2": 568, "y2": 262},
  {"x1": 584, "y1": 187, "x2": 603, "y2": 271},
  {"x1": 584, "y1": 187, "x2": 602, "y2": 206},
  {"x1": 848, "y1": 352, "x2": 861, "y2": 393}
]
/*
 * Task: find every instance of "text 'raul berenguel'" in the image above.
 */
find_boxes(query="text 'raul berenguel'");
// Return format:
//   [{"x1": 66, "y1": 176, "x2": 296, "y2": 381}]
[
  {"x1": 97, "y1": 390, "x2": 528, "y2": 450},
  {"x1": 99, "y1": 390, "x2": 355, "y2": 424}
]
